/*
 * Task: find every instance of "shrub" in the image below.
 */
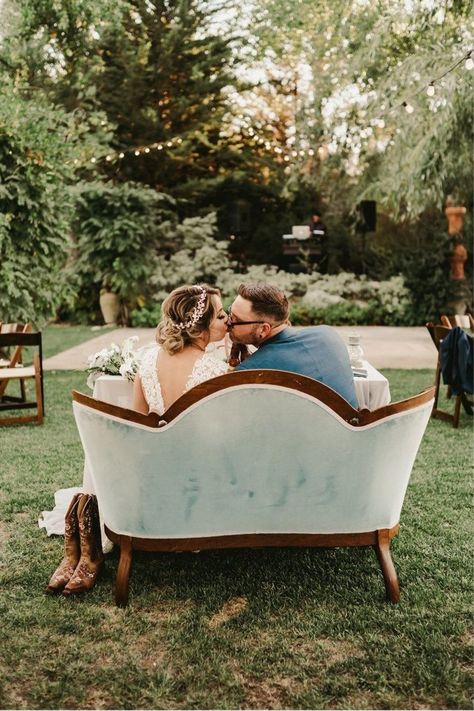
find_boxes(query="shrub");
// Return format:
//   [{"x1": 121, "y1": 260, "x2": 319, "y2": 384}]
[
  {"x1": 129, "y1": 303, "x2": 161, "y2": 328},
  {"x1": 290, "y1": 301, "x2": 375, "y2": 326},
  {"x1": 148, "y1": 213, "x2": 232, "y2": 300},
  {"x1": 301, "y1": 289, "x2": 346, "y2": 308},
  {"x1": 0, "y1": 86, "x2": 77, "y2": 323},
  {"x1": 370, "y1": 275, "x2": 412, "y2": 325},
  {"x1": 217, "y1": 266, "x2": 320, "y2": 301},
  {"x1": 134, "y1": 262, "x2": 412, "y2": 327},
  {"x1": 300, "y1": 273, "x2": 411, "y2": 325},
  {"x1": 72, "y1": 181, "x2": 174, "y2": 297}
]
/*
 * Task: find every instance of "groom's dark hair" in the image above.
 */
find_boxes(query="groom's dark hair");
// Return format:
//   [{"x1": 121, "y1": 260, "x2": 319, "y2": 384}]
[{"x1": 238, "y1": 283, "x2": 289, "y2": 323}]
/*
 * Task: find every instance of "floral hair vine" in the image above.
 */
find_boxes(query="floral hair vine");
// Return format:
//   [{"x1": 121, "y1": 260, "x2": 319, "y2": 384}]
[{"x1": 177, "y1": 285, "x2": 207, "y2": 330}]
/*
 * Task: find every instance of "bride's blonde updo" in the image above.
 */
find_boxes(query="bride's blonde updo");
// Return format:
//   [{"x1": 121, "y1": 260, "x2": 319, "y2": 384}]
[{"x1": 156, "y1": 284, "x2": 221, "y2": 354}]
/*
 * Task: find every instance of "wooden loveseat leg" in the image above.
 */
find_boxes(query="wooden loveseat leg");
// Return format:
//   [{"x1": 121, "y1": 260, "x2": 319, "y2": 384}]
[
  {"x1": 115, "y1": 536, "x2": 133, "y2": 608},
  {"x1": 374, "y1": 528, "x2": 400, "y2": 603}
]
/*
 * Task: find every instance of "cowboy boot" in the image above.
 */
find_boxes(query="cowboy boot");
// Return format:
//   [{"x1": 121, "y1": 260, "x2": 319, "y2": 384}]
[
  {"x1": 63, "y1": 494, "x2": 104, "y2": 595},
  {"x1": 46, "y1": 493, "x2": 82, "y2": 593}
]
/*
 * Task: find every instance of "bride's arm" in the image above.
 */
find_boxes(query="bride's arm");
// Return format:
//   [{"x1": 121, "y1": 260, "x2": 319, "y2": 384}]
[{"x1": 132, "y1": 373, "x2": 148, "y2": 414}]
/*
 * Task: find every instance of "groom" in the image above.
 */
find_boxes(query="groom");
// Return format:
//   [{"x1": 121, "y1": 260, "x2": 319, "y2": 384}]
[{"x1": 228, "y1": 283, "x2": 358, "y2": 408}]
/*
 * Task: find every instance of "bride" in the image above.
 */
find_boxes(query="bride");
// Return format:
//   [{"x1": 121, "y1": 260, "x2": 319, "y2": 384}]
[{"x1": 133, "y1": 283, "x2": 229, "y2": 415}]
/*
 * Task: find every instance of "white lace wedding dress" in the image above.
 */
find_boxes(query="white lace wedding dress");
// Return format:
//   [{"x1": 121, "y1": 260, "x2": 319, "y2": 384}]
[
  {"x1": 38, "y1": 345, "x2": 228, "y2": 551},
  {"x1": 139, "y1": 345, "x2": 229, "y2": 414}
]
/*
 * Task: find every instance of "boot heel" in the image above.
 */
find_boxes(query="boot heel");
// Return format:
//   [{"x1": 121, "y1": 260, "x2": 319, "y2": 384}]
[
  {"x1": 62, "y1": 495, "x2": 104, "y2": 596},
  {"x1": 46, "y1": 493, "x2": 83, "y2": 593}
]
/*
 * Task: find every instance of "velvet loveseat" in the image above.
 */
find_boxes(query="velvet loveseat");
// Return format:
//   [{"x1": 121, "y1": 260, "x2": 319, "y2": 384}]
[{"x1": 72, "y1": 370, "x2": 434, "y2": 607}]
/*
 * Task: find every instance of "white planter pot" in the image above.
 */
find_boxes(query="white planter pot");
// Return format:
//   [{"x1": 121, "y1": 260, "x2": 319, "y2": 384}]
[{"x1": 99, "y1": 291, "x2": 120, "y2": 325}]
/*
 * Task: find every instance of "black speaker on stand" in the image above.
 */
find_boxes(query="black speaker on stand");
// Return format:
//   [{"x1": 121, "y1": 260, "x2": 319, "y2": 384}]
[{"x1": 356, "y1": 200, "x2": 377, "y2": 273}]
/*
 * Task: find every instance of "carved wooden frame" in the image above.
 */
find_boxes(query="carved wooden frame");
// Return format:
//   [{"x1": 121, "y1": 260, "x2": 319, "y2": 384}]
[
  {"x1": 73, "y1": 370, "x2": 434, "y2": 428},
  {"x1": 104, "y1": 525, "x2": 402, "y2": 608},
  {"x1": 72, "y1": 372, "x2": 434, "y2": 607}
]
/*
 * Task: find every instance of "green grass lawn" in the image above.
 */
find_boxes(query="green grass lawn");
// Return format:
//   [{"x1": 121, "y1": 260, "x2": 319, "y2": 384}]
[
  {"x1": 0, "y1": 369, "x2": 472, "y2": 709},
  {"x1": 41, "y1": 324, "x2": 115, "y2": 359}
]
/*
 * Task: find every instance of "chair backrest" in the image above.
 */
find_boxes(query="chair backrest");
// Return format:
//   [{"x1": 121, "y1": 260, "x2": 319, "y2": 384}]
[
  {"x1": 0, "y1": 323, "x2": 32, "y2": 367},
  {"x1": 0, "y1": 331, "x2": 42, "y2": 361},
  {"x1": 440, "y1": 314, "x2": 474, "y2": 330},
  {"x1": 454, "y1": 314, "x2": 474, "y2": 329},
  {"x1": 73, "y1": 371, "x2": 434, "y2": 541},
  {"x1": 0, "y1": 323, "x2": 31, "y2": 334},
  {"x1": 0, "y1": 332, "x2": 44, "y2": 423},
  {"x1": 440, "y1": 315, "x2": 454, "y2": 328},
  {"x1": 426, "y1": 323, "x2": 451, "y2": 349}
]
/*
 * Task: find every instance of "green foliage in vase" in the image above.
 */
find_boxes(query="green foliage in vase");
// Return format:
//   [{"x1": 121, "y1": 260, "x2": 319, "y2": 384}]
[{"x1": 71, "y1": 181, "x2": 175, "y2": 310}]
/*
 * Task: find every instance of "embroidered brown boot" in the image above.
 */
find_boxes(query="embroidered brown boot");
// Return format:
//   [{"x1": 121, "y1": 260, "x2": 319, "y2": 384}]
[
  {"x1": 63, "y1": 494, "x2": 104, "y2": 596},
  {"x1": 46, "y1": 493, "x2": 82, "y2": 593}
]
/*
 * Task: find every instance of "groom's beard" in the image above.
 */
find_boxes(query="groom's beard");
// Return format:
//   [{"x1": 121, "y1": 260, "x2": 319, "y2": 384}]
[{"x1": 228, "y1": 327, "x2": 260, "y2": 347}]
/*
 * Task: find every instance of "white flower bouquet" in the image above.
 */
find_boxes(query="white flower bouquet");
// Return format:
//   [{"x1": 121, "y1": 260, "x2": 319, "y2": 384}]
[{"x1": 86, "y1": 336, "x2": 140, "y2": 390}]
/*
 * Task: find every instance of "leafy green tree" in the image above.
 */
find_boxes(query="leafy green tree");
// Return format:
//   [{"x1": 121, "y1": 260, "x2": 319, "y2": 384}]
[
  {"x1": 0, "y1": 82, "x2": 79, "y2": 322},
  {"x1": 256, "y1": 0, "x2": 473, "y2": 217},
  {"x1": 3, "y1": 0, "x2": 273, "y2": 205}
]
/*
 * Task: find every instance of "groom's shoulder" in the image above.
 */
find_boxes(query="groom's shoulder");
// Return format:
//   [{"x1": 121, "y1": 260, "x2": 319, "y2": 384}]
[
  {"x1": 290, "y1": 325, "x2": 346, "y2": 351},
  {"x1": 289, "y1": 325, "x2": 335, "y2": 341}
]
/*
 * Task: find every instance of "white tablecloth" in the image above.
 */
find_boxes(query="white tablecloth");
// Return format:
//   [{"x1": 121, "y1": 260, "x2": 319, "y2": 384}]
[
  {"x1": 89, "y1": 363, "x2": 390, "y2": 414},
  {"x1": 353, "y1": 361, "x2": 391, "y2": 411},
  {"x1": 92, "y1": 374, "x2": 134, "y2": 408}
]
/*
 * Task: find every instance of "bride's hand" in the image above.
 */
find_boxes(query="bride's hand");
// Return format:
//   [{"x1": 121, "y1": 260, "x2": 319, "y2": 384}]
[{"x1": 228, "y1": 343, "x2": 250, "y2": 367}]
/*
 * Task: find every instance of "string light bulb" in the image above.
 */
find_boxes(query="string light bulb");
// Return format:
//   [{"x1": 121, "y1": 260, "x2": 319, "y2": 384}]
[
  {"x1": 426, "y1": 82, "x2": 435, "y2": 97},
  {"x1": 465, "y1": 55, "x2": 474, "y2": 70},
  {"x1": 403, "y1": 101, "x2": 414, "y2": 114},
  {"x1": 317, "y1": 145, "x2": 328, "y2": 160}
]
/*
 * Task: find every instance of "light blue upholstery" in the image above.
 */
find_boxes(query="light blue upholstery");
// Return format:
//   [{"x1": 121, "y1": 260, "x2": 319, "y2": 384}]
[{"x1": 73, "y1": 385, "x2": 432, "y2": 539}]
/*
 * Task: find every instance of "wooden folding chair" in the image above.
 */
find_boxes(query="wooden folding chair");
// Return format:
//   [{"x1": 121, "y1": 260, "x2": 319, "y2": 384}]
[
  {"x1": 441, "y1": 314, "x2": 474, "y2": 330},
  {"x1": 426, "y1": 323, "x2": 471, "y2": 428},
  {"x1": 0, "y1": 332, "x2": 44, "y2": 425},
  {"x1": 0, "y1": 323, "x2": 32, "y2": 402}
]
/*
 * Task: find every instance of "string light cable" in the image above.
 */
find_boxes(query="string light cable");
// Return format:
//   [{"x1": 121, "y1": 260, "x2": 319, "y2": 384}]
[
  {"x1": 73, "y1": 49, "x2": 473, "y2": 165},
  {"x1": 394, "y1": 48, "x2": 473, "y2": 114}
]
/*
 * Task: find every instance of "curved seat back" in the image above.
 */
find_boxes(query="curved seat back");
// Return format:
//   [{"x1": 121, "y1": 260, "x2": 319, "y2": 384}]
[{"x1": 73, "y1": 373, "x2": 433, "y2": 539}]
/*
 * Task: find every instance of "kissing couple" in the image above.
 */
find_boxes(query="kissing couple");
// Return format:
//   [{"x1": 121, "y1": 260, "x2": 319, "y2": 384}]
[
  {"x1": 133, "y1": 282, "x2": 358, "y2": 416},
  {"x1": 47, "y1": 282, "x2": 358, "y2": 595}
]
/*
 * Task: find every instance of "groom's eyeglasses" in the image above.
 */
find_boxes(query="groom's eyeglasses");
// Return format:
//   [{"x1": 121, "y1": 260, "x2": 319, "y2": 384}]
[{"x1": 227, "y1": 310, "x2": 268, "y2": 328}]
